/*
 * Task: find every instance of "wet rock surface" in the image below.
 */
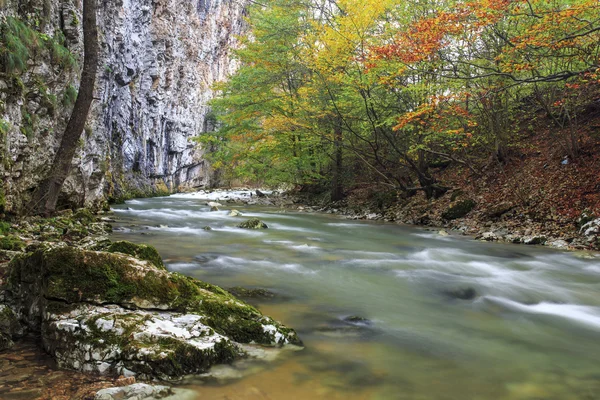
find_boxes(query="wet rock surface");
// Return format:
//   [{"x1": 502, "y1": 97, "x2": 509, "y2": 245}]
[
  {"x1": 0, "y1": 340, "x2": 119, "y2": 400},
  {"x1": 0, "y1": 211, "x2": 302, "y2": 387},
  {"x1": 237, "y1": 218, "x2": 269, "y2": 230}
]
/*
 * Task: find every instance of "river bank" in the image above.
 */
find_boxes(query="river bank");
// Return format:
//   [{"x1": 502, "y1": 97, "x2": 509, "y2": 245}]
[{"x1": 214, "y1": 187, "x2": 600, "y2": 253}]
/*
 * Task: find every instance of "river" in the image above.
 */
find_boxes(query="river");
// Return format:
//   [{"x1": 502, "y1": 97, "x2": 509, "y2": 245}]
[{"x1": 110, "y1": 191, "x2": 600, "y2": 400}]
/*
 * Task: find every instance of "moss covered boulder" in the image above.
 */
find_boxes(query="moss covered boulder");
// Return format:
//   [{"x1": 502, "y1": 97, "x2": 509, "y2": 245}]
[
  {"x1": 442, "y1": 199, "x2": 476, "y2": 220},
  {"x1": 43, "y1": 302, "x2": 239, "y2": 380},
  {"x1": 105, "y1": 240, "x2": 165, "y2": 269},
  {"x1": 237, "y1": 218, "x2": 268, "y2": 229},
  {"x1": 5, "y1": 245, "x2": 301, "y2": 379}
]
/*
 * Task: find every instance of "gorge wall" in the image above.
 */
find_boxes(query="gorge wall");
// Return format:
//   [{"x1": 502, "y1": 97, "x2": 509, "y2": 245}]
[{"x1": 0, "y1": 0, "x2": 246, "y2": 213}]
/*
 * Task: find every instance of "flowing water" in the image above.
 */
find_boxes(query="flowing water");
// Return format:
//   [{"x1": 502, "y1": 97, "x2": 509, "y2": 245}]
[{"x1": 111, "y1": 192, "x2": 600, "y2": 400}]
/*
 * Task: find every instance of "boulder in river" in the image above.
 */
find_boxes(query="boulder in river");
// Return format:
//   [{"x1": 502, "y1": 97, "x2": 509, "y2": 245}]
[
  {"x1": 228, "y1": 209, "x2": 243, "y2": 217},
  {"x1": 237, "y1": 218, "x2": 268, "y2": 230},
  {"x1": 343, "y1": 316, "x2": 372, "y2": 325},
  {"x1": 206, "y1": 202, "x2": 223, "y2": 208},
  {"x1": 4, "y1": 245, "x2": 301, "y2": 380}
]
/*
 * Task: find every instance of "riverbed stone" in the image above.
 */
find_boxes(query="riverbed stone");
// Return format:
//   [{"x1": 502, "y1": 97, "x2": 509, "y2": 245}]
[
  {"x1": 95, "y1": 383, "x2": 173, "y2": 399},
  {"x1": 237, "y1": 218, "x2": 268, "y2": 229},
  {"x1": 228, "y1": 209, "x2": 243, "y2": 217},
  {"x1": 4, "y1": 245, "x2": 302, "y2": 379},
  {"x1": 522, "y1": 235, "x2": 547, "y2": 245}
]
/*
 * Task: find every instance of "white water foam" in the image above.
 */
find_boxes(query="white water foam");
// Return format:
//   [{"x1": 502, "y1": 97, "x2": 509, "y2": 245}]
[
  {"x1": 484, "y1": 296, "x2": 600, "y2": 330},
  {"x1": 209, "y1": 256, "x2": 315, "y2": 275}
]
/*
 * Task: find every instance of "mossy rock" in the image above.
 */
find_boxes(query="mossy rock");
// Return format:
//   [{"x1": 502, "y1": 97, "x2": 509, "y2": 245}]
[
  {"x1": 7, "y1": 246, "x2": 301, "y2": 347},
  {"x1": 237, "y1": 218, "x2": 268, "y2": 229},
  {"x1": 0, "y1": 235, "x2": 25, "y2": 251},
  {"x1": 73, "y1": 208, "x2": 96, "y2": 224},
  {"x1": 442, "y1": 199, "x2": 476, "y2": 220},
  {"x1": 42, "y1": 302, "x2": 240, "y2": 380},
  {"x1": 106, "y1": 241, "x2": 165, "y2": 270}
]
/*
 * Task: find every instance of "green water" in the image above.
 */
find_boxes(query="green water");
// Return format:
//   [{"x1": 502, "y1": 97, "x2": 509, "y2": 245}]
[{"x1": 111, "y1": 192, "x2": 600, "y2": 400}]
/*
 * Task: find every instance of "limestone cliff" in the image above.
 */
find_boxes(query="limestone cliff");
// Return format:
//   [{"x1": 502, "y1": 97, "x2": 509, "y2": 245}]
[{"x1": 0, "y1": 0, "x2": 246, "y2": 213}]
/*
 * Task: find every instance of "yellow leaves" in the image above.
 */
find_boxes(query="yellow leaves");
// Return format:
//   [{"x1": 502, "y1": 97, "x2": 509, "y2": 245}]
[{"x1": 306, "y1": 0, "x2": 394, "y2": 75}]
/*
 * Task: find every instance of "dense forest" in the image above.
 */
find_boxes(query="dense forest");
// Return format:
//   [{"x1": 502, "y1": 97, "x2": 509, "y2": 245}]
[{"x1": 202, "y1": 0, "x2": 600, "y2": 214}]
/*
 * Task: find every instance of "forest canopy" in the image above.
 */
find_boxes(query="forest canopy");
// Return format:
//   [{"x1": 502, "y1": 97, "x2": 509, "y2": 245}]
[{"x1": 199, "y1": 0, "x2": 600, "y2": 200}]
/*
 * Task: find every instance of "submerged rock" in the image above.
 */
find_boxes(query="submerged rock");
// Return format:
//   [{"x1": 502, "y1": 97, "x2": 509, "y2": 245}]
[
  {"x1": 343, "y1": 316, "x2": 371, "y2": 325},
  {"x1": 5, "y1": 245, "x2": 301, "y2": 379},
  {"x1": 237, "y1": 218, "x2": 268, "y2": 230},
  {"x1": 227, "y1": 287, "x2": 277, "y2": 300},
  {"x1": 443, "y1": 287, "x2": 478, "y2": 300}
]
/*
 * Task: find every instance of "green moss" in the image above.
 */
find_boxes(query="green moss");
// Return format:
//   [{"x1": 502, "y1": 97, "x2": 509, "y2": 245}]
[
  {"x1": 106, "y1": 241, "x2": 165, "y2": 270},
  {"x1": 0, "y1": 235, "x2": 25, "y2": 251},
  {"x1": 0, "y1": 17, "x2": 76, "y2": 75},
  {"x1": 237, "y1": 218, "x2": 268, "y2": 229},
  {"x1": 10, "y1": 246, "x2": 301, "y2": 347},
  {"x1": 442, "y1": 199, "x2": 476, "y2": 220},
  {"x1": 73, "y1": 208, "x2": 95, "y2": 223},
  {"x1": 199, "y1": 299, "x2": 269, "y2": 344},
  {"x1": 131, "y1": 337, "x2": 238, "y2": 378},
  {"x1": 0, "y1": 119, "x2": 9, "y2": 137},
  {"x1": 0, "y1": 222, "x2": 10, "y2": 235},
  {"x1": 62, "y1": 84, "x2": 78, "y2": 106}
]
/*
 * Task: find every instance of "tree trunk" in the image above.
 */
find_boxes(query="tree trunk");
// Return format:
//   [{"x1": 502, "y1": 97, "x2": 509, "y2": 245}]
[
  {"x1": 331, "y1": 118, "x2": 344, "y2": 202},
  {"x1": 29, "y1": 0, "x2": 98, "y2": 215}
]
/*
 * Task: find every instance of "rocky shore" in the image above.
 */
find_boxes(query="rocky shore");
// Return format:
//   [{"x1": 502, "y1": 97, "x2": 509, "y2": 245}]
[
  {"x1": 0, "y1": 209, "x2": 301, "y2": 399},
  {"x1": 191, "y1": 187, "x2": 600, "y2": 252}
]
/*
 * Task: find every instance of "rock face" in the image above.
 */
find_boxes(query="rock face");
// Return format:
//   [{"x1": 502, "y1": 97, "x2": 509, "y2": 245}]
[
  {"x1": 4, "y1": 244, "x2": 301, "y2": 380},
  {"x1": 0, "y1": 0, "x2": 246, "y2": 212}
]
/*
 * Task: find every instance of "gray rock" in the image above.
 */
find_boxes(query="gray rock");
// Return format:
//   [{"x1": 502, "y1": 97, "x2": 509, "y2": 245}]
[
  {"x1": 228, "y1": 209, "x2": 243, "y2": 217},
  {"x1": 522, "y1": 235, "x2": 547, "y2": 245},
  {"x1": 479, "y1": 231, "x2": 498, "y2": 241},
  {"x1": 547, "y1": 239, "x2": 570, "y2": 249},
  {"x1": 0, "y1": 0, "x2": 246, "y2": 212},
  {"x1": 95, "y1": 383, "x2": 172, "y2": 400},
  {"x1": 5, "y1": 246, "x2": 302, "y2": 380}
]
